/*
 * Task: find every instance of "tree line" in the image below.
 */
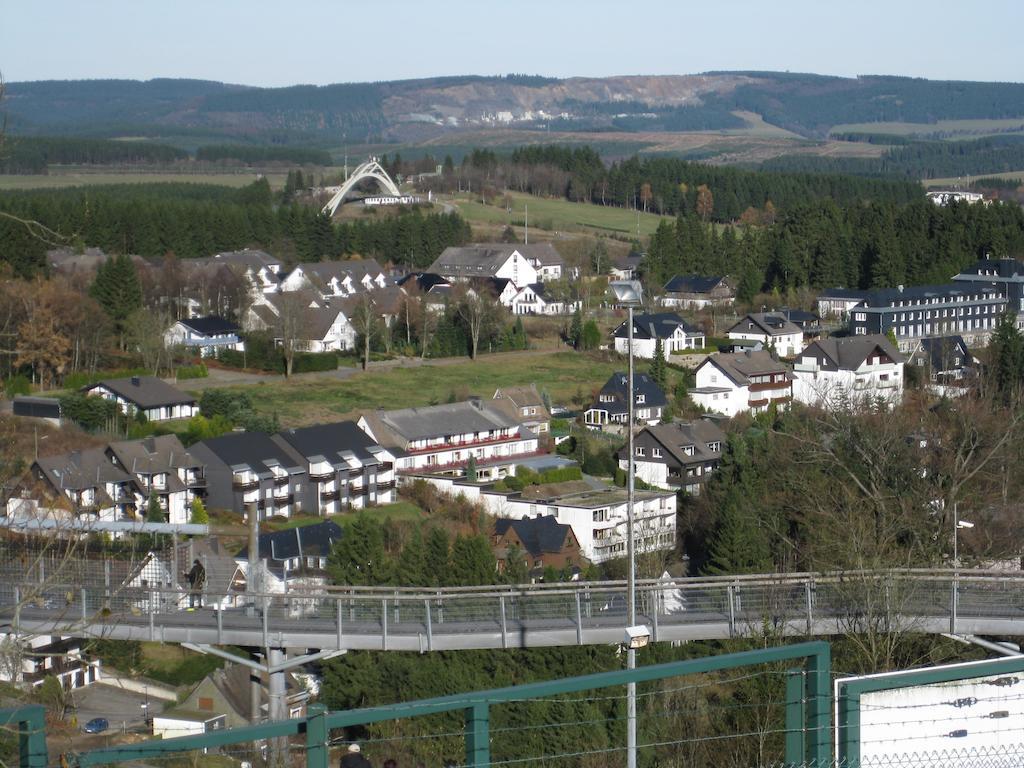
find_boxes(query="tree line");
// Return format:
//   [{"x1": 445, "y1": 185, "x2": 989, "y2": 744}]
[
  {"x1": 0, "y1": 136, "x2": 189, "y2": 173},
  {"x1": 194, "y1": 144, "x2": 332, "y2": 165},
  {"x1": 763, "y1": 135, "x2": 1024, "y2": 180},
  {"x1": 418, "y1": 144, "x2": 923, "y2": 220},
  {"x1": 0, "y1": 181, "x2": 471, "y2": 276},
  {"x1": 642, "y1": 197, "x2": 1024, "y2": 296}
]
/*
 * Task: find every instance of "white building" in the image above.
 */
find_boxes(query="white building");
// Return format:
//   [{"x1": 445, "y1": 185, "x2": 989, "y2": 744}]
[
  {"x1": 690, "y1": 350, "x2": 794, "y2": 417},
  {"x1": 357, "y1": 399, "x2": 540, "y2": 481},
  {"x1": 727, "y1": 313, "x2": 805, "y2": 358},
  {"x1": 611, "y1": 313, "x2": 705, "y2": 359},
  {"x1": 412, "y1": 476, "x2": 676, "y2": 563},
  {"x1": 245, "y1": 292, "x2": 357, "y2": 352},
  {"x1": 0, "y1": 633, "x2": 100, "y2": 690},
  {"x1": 164, "y1": 316, "x2": 244, "y2": 358},
  {"x1": 428, "y1": 243, "x2": 570, "y2": 286},
  {"x1": 106, "y1": 435, "x2": 205, "y2": 526},
  {"x1": 200, "y1": 249, "x2": 283, "y2": 296},
  {"x1": 83, "y1": 376, "x2": 198, "y2": 422},
  {"x1": 278, "y1": 259, "x2": 390, "y2": 299},
  {"x1": 792, "y1": 335, "x2": 906, "y2": 410}
]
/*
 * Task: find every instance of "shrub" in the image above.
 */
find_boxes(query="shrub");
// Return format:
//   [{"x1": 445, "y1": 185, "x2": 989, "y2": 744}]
[
  {"x1": 176, "y1": 363, "x2": 208, "y2": 380},
  {"x1": 3, "y1": 374, "x2": 30, "y2": 397}
]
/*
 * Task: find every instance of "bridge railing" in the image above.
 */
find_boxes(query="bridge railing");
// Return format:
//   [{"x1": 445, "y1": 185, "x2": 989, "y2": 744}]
[{"x1": 4, "y1": 569, "x2": 1024, "y2": 648}]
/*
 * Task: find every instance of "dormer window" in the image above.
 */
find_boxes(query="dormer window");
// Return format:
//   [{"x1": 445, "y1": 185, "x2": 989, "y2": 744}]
[
  {"x1": 636, "y1": 394, "x2": 646, "y2": 404},
  {"x1": 707, "y1": 441, "x2": 721, "y2": 452},
  {"x1": 683, "y1": 445, "x2": 695, "y2": 456}
]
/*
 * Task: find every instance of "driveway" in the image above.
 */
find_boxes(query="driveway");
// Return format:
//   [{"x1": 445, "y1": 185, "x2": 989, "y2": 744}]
[{"x1": 69, "y1": 683, "x2": 166, "y2": 733}]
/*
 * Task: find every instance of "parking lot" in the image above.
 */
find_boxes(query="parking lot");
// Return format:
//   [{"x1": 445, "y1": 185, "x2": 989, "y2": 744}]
[{"x1": 68, "y1": 683, "x2": 167, "y2": 734}]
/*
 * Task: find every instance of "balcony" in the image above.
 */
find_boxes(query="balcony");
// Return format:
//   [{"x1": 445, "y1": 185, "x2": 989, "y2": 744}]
[
  {"x1": 401, "y1": 446, "x2": 547, "y2": 475},
  {"x1": 233, "y1": 478, "x2": 259, "y2": 490},
  {"x1": 405, "y1": 432, "x2": 519, "y2": 455}
]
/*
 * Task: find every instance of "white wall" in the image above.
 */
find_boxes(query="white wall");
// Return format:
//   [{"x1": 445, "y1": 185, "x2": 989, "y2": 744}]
[
  {"x1": 792, "y1": 359, "x2": 903, "y2": 410},
  {"x1": 728, "y1": 330, "x2": 804, "y2": 357},
  {"x1": 614, "y1": 336, "x2": 657, "y2": 359}
]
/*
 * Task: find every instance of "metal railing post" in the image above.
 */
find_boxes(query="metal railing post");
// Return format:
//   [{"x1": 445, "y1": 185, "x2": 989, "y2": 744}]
[
  {"x1": 950, "y1": 573, "x2": 958, "y2": 634},
  {"x1": 305, "y1": 703, "x2": 328, "y2": 768},
  {"x1": 464, "y1": 703, "x2": 490, "y2": 768},
  {"x1": 336, "y1": 598, "x2": 343, "y2": 648},
  {"x1": 424, "y1": 599, "x2": 433, "y2": 651},
  {"x1": 651, "y1": 588, "x2": 659, "y2": 643},
  {"x1": 575, "y1": 592, "x2": 583, "y2": 645},
  {"x1": 499, "y1": 595, "x2": 508, "y2": 649},
  {"x1": 381, "y1": 598, "x2": 388, "y2": 651},
  {"x1": 784, "y1": 669, "x2": 805, "y2": 767},
  {"x1": 805, "y1": 643, "x2": 831, "y2": 767},
  {"x1": 805, "y1": 580, "x2": 813, "y2": 635},
  {"x1": 81, "y1": 588, "x2": 88, "y2": 623},
  {"x1": 727, "y1": 584, "x2": 736, "y2": 637}
]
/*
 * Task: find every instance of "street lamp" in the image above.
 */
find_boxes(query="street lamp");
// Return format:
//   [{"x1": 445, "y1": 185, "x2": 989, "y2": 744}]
[
  {"x1": 953, "y1": 515, "x2": 974, "y2": 568},
  {"x1": 610, "y1": 279, "x2": 643, "y2": 768}
]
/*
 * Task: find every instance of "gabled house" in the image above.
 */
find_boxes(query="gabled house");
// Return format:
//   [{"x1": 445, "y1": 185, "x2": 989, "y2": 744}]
[
  {"x1": 106, "y1": 435, "x2": 205, "y2": 525},
  {"x1": 690, "y1": 350, "x2": 793, "y2": 416},
  {"x1": 164, "y1": 316, "x2": 244, "y2": 358},
  {"x1": 19, "y1": 448, "x2": 136, "y2": 523},
  {"x1": 609, "y1": 252, "x2": 644, "y2": 281},
  {"x1": 246, "y1": 292, "x2": 356, "y2": 352},
  {"x1": 662, "y1": 275, "x2": 735, "y2": 309},
  {"x1": 792, "y1": 335, "x2": 905, "y2": 410},
  {"x1": 612, "y1": 313, "x2": 705, "y2": 359},
  {"x1": 909, "y1": 335, "x2": 976, "y2": 394},
  {"x1": 492, "y1": 384, "x2": 551, "y2": 435},
  {"x1": 508, "y1": 282, "x2": 571, "y2": 315},
  {"x1": 235, "y1": 520, "x2": 342, "y2": 593},
  {"x1": 278, "y1": 259, "x2": 390, "y2": 299},
  {"x1": 83, "y1": 376, "x2": 198, "y2": 422},
  {"x1": 584, "y1": 372, "x2": 667, "y2": 428},
  {"x1": 727, "y1": 313, "x2": 805, "y2": 358},
  {"x1": 174, "y1": 664, "x2": 308, "y2": 729},
  {"x1": 616, "y1": 419, "x2": 726, "y2": 493},
  {"x1": 272, "y1": 421, "x2": 395, "y2": 513},
  {"x1": 779, "y1": 309, "x2": 822, "y2": 339},
  {"x1": 493, "y1": 515, "x2": 586, "y2": 577},
  {"x1": 0, "y1": 633, "x2": 101, "y2": 690},
  {"x1": 428, "y1": 244, "x2": 544, "y2": 286},
  {"x1": 188, "y1": 433, "x2": 307, "y2": 519},
  {"x1": 200, "y1": 249, "x2": 283, "y2": 296},
  {"x1": 357, "y1": 399, "x2": 539, "y2": 481}
]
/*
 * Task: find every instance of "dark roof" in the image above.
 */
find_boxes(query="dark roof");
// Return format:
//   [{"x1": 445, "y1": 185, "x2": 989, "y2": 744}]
[
  {"x1": 85, "y1": 376, "x2": 196, "y2": 409},
  {"x1": 728, "y1": 313, "x2": 802, "y2": 337},
  {"x1": 802, "y1": 335, "x2": 905, "y2": 370},
  {"x1": 663, "y1": 275, "x2": 729, "y2": 294},
  {"x1": 612, "y1": 313, "x2": 701, "y2": 340},
  {"x1": 275, "y1": 421, "x2": 383, "y2": 466},
  {"x1": 700, "y1": 350, "x2": 791, "y2": 386},
  {"x1": 193, "y1": 432, "x2": 303, "y2": 476},
  {"x1": 35, "y1": 448, "x2": 131, "y2": 493},
  {"x1": 859, "y1": 282, "x2": 1003, "y2": 307},
  {"x1": 237, "y1": 521, "x2": 343, "y2": 562},
  {"x1": 177, "y1": 316, "x2": 239, "y2": 336},
  {"x1": 493, "y1": 515, "x2": 573, "y2": 557},
  {"x1": 779, "y1": 309, "x2": 820, "y2": 325},
  {"x1": 362, "y1": 400, "x2": 522, "y2": 449},
  {"x1": 817, "y1": 287, "x2": 872, "y2": 301},
  {"x1": 619, "y1": 419, "x2": 726, "y2": 466},
  {"x1": 428, "y1": 243, "x2": 563, "y2": 277},
  {"x1": 956, "y1": 258, "x2": 1024, "y2": 279},
  {"x1": 915, "y1": 335, "x2": 973, "y2": 371},
  {"x1": 12, "y1": 396, "x2": 61, "y2": 419},
  {"x1": 590, "y1": 372, "x2": 668, "y2": 415},
  {"x1": 397, "y1": 272, "x2": 450, "y2": 292}
]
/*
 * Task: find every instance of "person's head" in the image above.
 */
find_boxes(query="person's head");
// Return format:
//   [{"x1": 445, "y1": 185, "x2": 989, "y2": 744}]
[
  {"x1": 347, "y1": 744, "x2": 360, "y2": 755},
  {"x1": 194, "y1": 559, "x2": 200, "y2": 565}
]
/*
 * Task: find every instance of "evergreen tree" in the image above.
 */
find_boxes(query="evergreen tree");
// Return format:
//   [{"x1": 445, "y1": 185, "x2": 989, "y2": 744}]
[
  {"x1": 650, "y1": 338, "x2": 667, "y2": 388},
  {"x1": 328, "y1": 514, "x2": 391, "y2": 586},
  {"x1": 425, "y1": 527, "x2": 451, "y2": 587},
  {"x1": 987, "y1": 312, "x2": 1024, "y2": 401},
  {"x1": 450, "y1": 535, "x2": 497, "y2": 586},
  {"x1": 90, "y1": 253, "x2": 142, "y2": 344},
  {"x1": 466, "y1": 455, "x2": 478, "y2": 482},
  {"x1": 703, "y1": 485, "x2": 773, "y2": 575},
  {"x1": 580, "y1": 320, "x2": 601, "y2": 351},
  {"x1": 568, "y1": 308, "x2": 583, "y2": 349},
  {"x1": 398, "y1": 527, "x2": 428, "y2": 586},
  {"x1": 503, "y1": 544, "x2": 529, "y2": 585},
  {"x1": 146, "y1": 493, "x2": 164, "y2": 523}
]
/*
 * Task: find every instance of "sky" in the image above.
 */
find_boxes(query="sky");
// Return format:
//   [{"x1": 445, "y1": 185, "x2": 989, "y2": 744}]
[{"x1": 3, "y1": 0, "x2": 1023, "y2": 86}]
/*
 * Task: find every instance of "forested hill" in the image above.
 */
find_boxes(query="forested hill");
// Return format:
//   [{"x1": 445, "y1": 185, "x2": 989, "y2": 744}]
[{"x1": 4, "y1": 72, "x2": 1023, "y2": 143}]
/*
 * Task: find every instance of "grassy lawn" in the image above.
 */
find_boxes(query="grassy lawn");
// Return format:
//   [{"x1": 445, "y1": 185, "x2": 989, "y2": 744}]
[
  {"x1": 0, "y1": 170, "x2": 294, "y2": 191},
  {"x1": 188, "y1": 351, "x2": 627, "y2": 428},
  {"x1": 830, "y1": 118, "x2": 1024, "y2": 139},
  {"x1": 450, "y1": 191, "x2": 672, "y2": 237},
  {"x1": 924, "y1": 170, "x2": 1024, "y2": 188}
]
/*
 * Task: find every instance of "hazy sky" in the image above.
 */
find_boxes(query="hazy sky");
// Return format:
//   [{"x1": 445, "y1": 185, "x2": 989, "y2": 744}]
[{"x1": 4, "y1": 0, "x2": 1022, "y2": 86}]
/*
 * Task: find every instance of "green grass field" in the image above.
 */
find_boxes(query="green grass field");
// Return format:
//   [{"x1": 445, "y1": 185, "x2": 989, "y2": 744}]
[
  {"x1": 924, "y1": 170, "x2": 1024, "y2": 188},
  {"x1": 0, "y1": 169, "x2": 298, "y2": 191},
  {"x1": 185, "y1": 352, "x2": 625, "y2": 428},
  {"x1": 450, "y1": 191, "x2": 672, "y2": 237},
  {"x1": 831, "y1": 118, "x2": 1024, "y2": 139}
]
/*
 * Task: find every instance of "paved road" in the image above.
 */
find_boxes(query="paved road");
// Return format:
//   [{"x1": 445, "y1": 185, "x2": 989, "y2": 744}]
[{"x1": 70, "y1": 684, "x2": 163, "y2": 733}]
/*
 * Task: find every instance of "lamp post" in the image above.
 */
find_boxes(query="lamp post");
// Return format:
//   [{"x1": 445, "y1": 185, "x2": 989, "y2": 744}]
[
  {"x1": 611, "y1": 279, "x2": 643, "y2": 768},
  {"x1": 953, "y1": 502, "x2": 973, "y2": 567}
]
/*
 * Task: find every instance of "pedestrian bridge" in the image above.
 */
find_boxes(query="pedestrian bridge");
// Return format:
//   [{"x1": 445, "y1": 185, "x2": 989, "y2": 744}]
[{"x1": 3, "y1": 569, "x2": 1023, "y2": 651}]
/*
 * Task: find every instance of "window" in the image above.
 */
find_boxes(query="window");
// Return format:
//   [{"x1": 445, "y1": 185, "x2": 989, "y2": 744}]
[
  {"x1": 652, "y1": 448, "x2": 663, "y2": 458},
  {"x1": 636, "y1": 394, "x2": 646, "y2": 404},
  {"x1": 683, "y1": 445, "x2": 695, "y2": 456},
  {"x1": 707, "y1": 441, "x2": 721, "y2": 452},
  {"x1": 854, "y1": 327, "x2": 866, "y2": 335},
  {"x1": 199, "y1": 697, "x2": 214, "y2": 711},
  {"x1": 855, "y1": 312, "x2": 866, "y2": 321},
  {"x1": 636, "y1": 447, "x2": 645, "y2": 457}
]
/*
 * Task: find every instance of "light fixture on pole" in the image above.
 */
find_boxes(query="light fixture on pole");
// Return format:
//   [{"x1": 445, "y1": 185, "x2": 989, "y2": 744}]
[
  {"x1": 610, "y1": 279, "x2": 643, "y2": 768},
  {"x1": 954, "y1": 512, "x2": 974, "y2": 568}
]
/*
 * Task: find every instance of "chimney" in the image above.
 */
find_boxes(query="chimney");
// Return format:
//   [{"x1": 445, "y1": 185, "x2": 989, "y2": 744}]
[
  {"x1": 897, "y1": 285, "x2": 904, "y2": 293},
  {"x1": 131, "y1": 376, "x2": 141, "y2": 386}
]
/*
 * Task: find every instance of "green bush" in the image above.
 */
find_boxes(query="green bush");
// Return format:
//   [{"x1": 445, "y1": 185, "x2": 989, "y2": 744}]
[
  {"x1": 59, "y1": 392, "x2": 124, "y2": 432},
  {"x1": 176, "y1": 363, "x2": 208, "y2": 380},
  {"x1": 3, "y1": 374, "x2": 30, "y2": 397},
  {"x1": 291, "y1": 352, "x2": 338, "y2": 373}
]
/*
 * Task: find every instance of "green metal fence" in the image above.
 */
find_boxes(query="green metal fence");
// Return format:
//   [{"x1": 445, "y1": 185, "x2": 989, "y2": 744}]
[{"x1": 50, "y1": 641, "x2": 830, "y2": 768}]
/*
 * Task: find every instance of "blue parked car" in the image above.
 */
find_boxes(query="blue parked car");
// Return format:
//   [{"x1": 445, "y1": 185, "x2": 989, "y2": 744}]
[{"x1": 83, "y1": 718, "x2": 108, "y2": 734}]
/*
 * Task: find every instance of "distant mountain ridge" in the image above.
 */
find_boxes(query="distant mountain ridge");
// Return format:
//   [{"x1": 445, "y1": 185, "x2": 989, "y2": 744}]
[{"x1": 5, "y1": 72, "x2": 1024, "y2": 145}]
